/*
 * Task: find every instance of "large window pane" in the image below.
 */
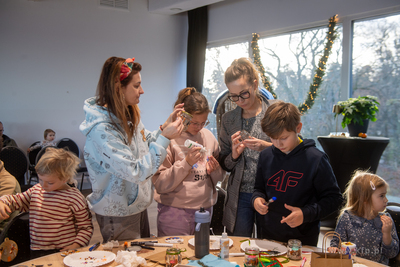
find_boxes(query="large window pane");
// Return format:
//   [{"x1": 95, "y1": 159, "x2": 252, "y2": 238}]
[
  {"x1": 202, "y1": 42, "x2": 249, "y2": 137},
  {"x1": 352, "y1": 14, "x2": 400, "y2": 201},
  {"x1": 258, "y1": 26, "x2": 343, "y2": 146}
]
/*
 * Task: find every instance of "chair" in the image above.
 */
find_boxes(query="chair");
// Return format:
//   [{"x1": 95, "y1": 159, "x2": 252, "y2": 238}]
[
  {"x1": 0, "y1": 212, "x2": 30, "y2": 266},
  {"x1": 0, "y1": 146, "x2": 30, "y2": 191},
  {"x1": 210, "y1": 185, "x2": 226, "y2": 235},
  {"x1": 386, "y1": 202, "x2": 400, "y2": 267},
  {"x1": 56, "y1": 138, "x2": 88, "y2": 191},
  {"x1": 27, "y1": 141, "x2": 41, "y2": 185}
]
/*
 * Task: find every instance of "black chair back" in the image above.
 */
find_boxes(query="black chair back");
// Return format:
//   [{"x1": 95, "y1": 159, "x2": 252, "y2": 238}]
[
  {"x1": 35, "y1": 146, "x2": 57, "y2": 164},
  {"x1": 56, "y1": 138, "x2": 80, "y2": 157},
  {"x1": 0, "y1": 146, "x2": 28, "y2": 187},
  {"x1": 27, "y1": 141, "x2": 41, "y2": 166},
  {"x1": 0, "y1": 212, "x2": 30, "y2": 266},
  {"x1": 210, "y1": 186, "x2": 226, "y2": 235}
]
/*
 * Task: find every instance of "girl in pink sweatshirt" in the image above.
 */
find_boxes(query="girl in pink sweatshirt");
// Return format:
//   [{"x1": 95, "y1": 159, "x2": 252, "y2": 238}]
[{"x1": 152, "y1": 87, "x2": 225, "y2": 236}]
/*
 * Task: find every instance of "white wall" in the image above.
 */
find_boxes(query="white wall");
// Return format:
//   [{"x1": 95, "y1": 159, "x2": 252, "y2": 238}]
[
  {"x1": 0, "y1": 0, "x2": 187, "y2": 156},
  {"x1": 208, "y1": 0, "x2": 400, "y2": 44}
]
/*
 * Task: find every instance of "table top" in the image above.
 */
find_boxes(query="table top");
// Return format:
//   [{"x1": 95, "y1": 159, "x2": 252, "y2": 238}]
[
  {"x1": 318, "y1": 135, "x2": 390, "y2": 142},
  {"x1": 13, "y1": 236, "x2": 386, "y2": 267}
]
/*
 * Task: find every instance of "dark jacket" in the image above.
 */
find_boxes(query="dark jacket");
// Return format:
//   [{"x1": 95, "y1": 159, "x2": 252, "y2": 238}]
[
  {"x1": 2, "y1": 134, "x2": 18, "y2": 148},
  {"x1": 251, "y1": 138, "x2": 343, "y2": 246}
]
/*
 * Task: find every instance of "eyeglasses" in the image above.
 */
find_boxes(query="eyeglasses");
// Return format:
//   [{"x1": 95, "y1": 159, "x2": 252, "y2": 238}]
[
  {"x1": 227, "y1": 90, "x2": 251, "y2": 102},
  {"x1": 189, "y1": 120, "x2": 210, "y2": 128}
]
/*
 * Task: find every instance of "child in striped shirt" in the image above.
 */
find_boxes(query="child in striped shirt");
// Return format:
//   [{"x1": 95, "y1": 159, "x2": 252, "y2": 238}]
[{"x1": 0, "y1": 147, "x2": 93, "y2": 258}]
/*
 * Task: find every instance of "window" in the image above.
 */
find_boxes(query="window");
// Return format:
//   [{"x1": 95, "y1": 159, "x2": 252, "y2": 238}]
[
  {"x1": 352, "y1": 13, "x2": 400, "y2": 201},
  {"x1": 202, "y1": 42, "x2": 249, "y2": 137}
]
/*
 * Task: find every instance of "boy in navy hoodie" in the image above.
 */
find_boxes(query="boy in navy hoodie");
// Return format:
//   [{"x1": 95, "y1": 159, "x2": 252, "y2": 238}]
[{"x1": 251, "y1": 101, "x2": 342, "y2": 246}]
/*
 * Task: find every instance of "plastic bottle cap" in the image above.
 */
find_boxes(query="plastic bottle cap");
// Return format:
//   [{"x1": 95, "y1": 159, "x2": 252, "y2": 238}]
[
  {"x1": 221, "y1": 226, "x2": 227, "y2": 238},
  {"x1": 272, "y1": 197, "x2": 277, "y2": 201}
]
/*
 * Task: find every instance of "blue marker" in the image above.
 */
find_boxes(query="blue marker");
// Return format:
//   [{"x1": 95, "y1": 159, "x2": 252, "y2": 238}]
[
  {"x1": 89, "y1": 242, "x2": 100, "y2": 251},
  {"x1": 264, "y1": 196, "x2": 276, "y2": 206}
]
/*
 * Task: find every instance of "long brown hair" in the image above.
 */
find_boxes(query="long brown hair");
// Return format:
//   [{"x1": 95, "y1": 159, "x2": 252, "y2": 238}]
[
  {"x1": 341, "y1": 170, "x2": 388, "y2": 218},
  {"x1": 174, "y1": 87, "x2": 210, "y2": 115},
  {"x1": 96, "y1": 57, "x2": 142, "y2": 144}
]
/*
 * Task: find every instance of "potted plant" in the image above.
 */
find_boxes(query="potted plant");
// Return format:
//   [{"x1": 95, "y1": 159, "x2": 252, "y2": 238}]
[{"x1": 334, "y1": 95, "x2": 380, "y2": 137}]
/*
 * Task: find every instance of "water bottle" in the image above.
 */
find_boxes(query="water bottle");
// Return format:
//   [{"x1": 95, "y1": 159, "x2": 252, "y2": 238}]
[{"x1": 194, "y1": 207, "x2": 210, "y2": 258}]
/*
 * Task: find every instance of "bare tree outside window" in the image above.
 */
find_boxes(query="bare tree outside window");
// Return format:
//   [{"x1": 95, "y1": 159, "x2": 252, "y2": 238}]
[{"x1": 352, "y1": 14, "x2": 400, "y2": 200}]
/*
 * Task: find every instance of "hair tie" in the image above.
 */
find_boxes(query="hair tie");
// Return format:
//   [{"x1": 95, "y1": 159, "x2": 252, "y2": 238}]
[
  {"x1": 370, "y1": 181, "x2": 376, "y2": 190},
  {"x1": 120, "y1": 57, "x2": 135, "y2": 81}
]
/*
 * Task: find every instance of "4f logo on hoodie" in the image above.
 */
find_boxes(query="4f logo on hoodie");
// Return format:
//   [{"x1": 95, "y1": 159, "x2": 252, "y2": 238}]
[{"x1": 267, "y1": 170, "x2": 303, "y2": 192}]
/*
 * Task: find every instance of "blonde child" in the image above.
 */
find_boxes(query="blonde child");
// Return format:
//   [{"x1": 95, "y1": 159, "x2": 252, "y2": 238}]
[
  {"x1": 329, "y1": 170, "x2": 399, "y2": 264},
  {"x1": 152, "y1": 87, "x2": 225, "y2": 236},
  {"x1": 0, "y1": 148, "x2": 93, "y2": 259},
  {"x1": 27, "y1": 129, "x2": 56, "y2": 152}
]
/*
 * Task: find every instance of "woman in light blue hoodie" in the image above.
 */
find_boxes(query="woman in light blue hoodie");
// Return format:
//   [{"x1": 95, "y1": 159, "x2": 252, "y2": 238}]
[{"x1": 80, "y1": 57, "x2": 184, "y2": 242}]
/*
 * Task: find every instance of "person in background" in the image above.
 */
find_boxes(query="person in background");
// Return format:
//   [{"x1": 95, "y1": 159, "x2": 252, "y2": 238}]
[
  {"x1": 27, "y1": 129, "x2": 56, "y2": 152},
  {"x1": 218, "y1": 57, "x2": 276, "y2": 237},
  {"x1": 153, "y1": 87, "x2": 225, "y2": 236},
  {"x1": 0, "y1": 121, "x2": 18, "y2": 148},
  {"x1": 80, "y1": 56, "x2": 184, "y2": 242},
  {"x1": 0, "y1": 148, "x2": 93, "y2": 259},
  {"x1": 0, "y1": 138, "x2": 21, "y2": 232},
  {"x1": 252, "y1": 101, "x2": 343, "y2": 246},
  {"x1": 329, "y1": 170, "x2": 399, "y2": 265}
]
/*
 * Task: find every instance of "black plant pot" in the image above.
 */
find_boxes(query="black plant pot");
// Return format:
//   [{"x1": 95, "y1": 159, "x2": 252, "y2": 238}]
[{"x1": 347, "y1": 119, "x2": 369, "y2": 137}]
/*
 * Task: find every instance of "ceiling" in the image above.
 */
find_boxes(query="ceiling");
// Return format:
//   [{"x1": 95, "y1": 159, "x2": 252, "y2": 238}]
[{"x1": 148, "y1": 0, "x2": 225, "y2": 15}]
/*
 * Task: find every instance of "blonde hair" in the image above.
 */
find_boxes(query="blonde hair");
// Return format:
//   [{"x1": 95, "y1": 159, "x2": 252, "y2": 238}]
[
  {"x1": 44, "y1": 129, "x2": 55, "y2": 139},
  {"x1": 341, "y1": 170, "x2": 388, "y2": 218},
  {"x1": 35, "y1": 148, "x2": 80, "y2": 184},
  {"x1": 224, "y1": 57, "x2": 261, "y2": 97},
  {"x1": 173, "y1": 87, "x2": 210, "y2": 115},
  {"x1": 261, "y1": 101, "x2": 301, "y2": 139}
]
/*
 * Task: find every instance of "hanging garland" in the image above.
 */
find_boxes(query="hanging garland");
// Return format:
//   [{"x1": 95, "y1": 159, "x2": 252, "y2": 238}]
[
  {"x1": 251, "y1": 14, "x2": 339, "y2": 114},
  {"x1": 251, "y1": 33, "x2": 277, "y2": 99}
]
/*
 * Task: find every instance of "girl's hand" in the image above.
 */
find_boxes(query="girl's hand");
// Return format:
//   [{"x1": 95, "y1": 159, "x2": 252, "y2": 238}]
[
  {"x1": 328, "y1": 247, "x2": 339, "y2": 253},
  {"x1": 381, "y1": 214, "x2": 393, "y2": 246},
  {"x1": 27, "y1": 148, "x2": 31, "y2": 152},
  {"x1": 185, "y1": 146, "x2": 202, "y2": 166},
  {"x1": 0, "y1": 202, "x2": 12, "y2": 220},
  {"x1": 281, "y1": 204, "x2": 304, "y2": 228},
  {"x1": 206, "y1": 156, "x2": 219, "y2": 175},
  {"x1": 60, "y1": 243, "x2": 81, "y2": 251},
  {"x1": 231, "y1": 131, "x2": 245, "y2": 159},
  {"x1": 254, "y1": 197, "x2": 270, "y2": 215},
  {"x1": 161, "y1": 117, "x2": 184, "y2": 140},
  {"x1": 162, "y1": 103, "x2": 185, "y2": 130},
  {"x1": 242, "y1": 137, "x2": 272, "y2": 152}
]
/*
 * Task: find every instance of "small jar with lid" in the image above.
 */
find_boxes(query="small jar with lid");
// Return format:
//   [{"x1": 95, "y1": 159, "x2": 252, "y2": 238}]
[
  {"x1": 165, "y1": 248, "x2": 183, "y2": 267},
  {"x1": 287, "y1": 239, "x2": 302, "y2": 260},
  {"x1": 244, "y1": 247, "x2": 259, "y2": 267}
]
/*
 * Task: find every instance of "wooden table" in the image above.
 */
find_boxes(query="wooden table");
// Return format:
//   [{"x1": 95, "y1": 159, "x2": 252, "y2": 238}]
[{"x1": 12, "y1": 236, "x2": 386, "y2": 266}]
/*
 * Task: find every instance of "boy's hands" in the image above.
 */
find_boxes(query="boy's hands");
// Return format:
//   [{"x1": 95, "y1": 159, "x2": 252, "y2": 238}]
[
  {"x1": 254, "y1": 197, "x2": 270, "y2": 215},
  {"x1": 60, "y1": 242, "x2": 81, "y2": 251},
  {"x1": 327, "y1": 247, "x2": 339, "y2": 253},
  {"x1": 231, "y1": 131, "x2": 245, "y2": 159},
  {"x1": 0, "y1": 201, "x2": 12, "y2": 220},
  {"x1": 281, "y1": 204, "x2": 304, "y2": 228}
]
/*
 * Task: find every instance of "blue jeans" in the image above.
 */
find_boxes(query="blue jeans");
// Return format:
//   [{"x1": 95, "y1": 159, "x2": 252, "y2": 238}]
[{"x1": 232, "y1": 192, "x2": 255, "y2": 237}]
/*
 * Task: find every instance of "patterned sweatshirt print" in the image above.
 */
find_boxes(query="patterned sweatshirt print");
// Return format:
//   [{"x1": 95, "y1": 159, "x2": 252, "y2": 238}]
[
  {"x1": 79, "y1": 97, "x2": 170, "y2": 216},
  {"x1": 331, "y1": 210, "x2": 399, "y2": 265}
]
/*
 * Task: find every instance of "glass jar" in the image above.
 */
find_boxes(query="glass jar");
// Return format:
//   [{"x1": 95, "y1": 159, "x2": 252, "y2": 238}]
[
  {"x1": 244, "y1": 247, "x2": 259, "y2": 267},
  {"x1": 287, "y1": 239, "x2": 302, "y2": 260},
  {"x1": 165, "y1": 248, "x2": 182, "y2": 267}
]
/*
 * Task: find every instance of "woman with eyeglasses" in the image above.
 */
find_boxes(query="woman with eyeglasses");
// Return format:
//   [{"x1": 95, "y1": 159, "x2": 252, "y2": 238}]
[
  {"x1": 152, "y1": 87, "x2": 225, "y2": 236},
  {"x1": 80, "y1": 57, "x2": 184, "y2": 242},
  {"x1": 218, "y1": 57, "x2": 277, "y2": 237}
]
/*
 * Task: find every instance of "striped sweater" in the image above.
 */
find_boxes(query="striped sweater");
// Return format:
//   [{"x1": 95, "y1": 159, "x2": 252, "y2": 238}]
[{"x1": 0, "y1": 184, "x2": 93, "y2": 250}]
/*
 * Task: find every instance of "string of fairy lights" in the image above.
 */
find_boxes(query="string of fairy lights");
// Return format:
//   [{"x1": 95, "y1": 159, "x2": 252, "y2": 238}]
[{"x1": 251, "y1": 14, "x2": 339, "y2": 114}]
